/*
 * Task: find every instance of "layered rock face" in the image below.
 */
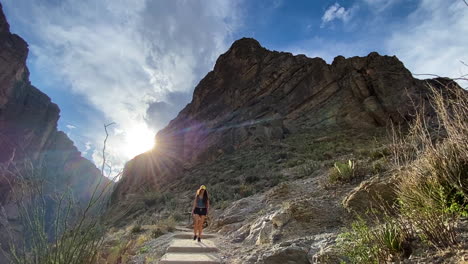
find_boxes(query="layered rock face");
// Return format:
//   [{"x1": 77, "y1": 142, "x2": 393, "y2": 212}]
[
  {"x1": 115, "y1": 37, "x2": 444, "y2": 200},
  {"x1": 156, "y1": 38, "x2": 430, "y2": 164},
  {"x1": 0, "y1": 1, "x2": 104, "y2": 227}
]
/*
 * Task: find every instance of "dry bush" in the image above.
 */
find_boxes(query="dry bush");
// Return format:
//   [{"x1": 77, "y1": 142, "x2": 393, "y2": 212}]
[
  {"x1": 0, "y1": 123, "x2": 118, "y2": 264},
  {"x1": 338, "y1": 82, "x2": 467, "y2": 261},
  {"x1": 338, "y1": 216, "x2": 409, "y2": 263},
  {"x1": 394, "y1": 83, "x2": 467, "y2": 248}
]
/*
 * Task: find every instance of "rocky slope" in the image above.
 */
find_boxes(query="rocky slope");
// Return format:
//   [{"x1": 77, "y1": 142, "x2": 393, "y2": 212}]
[
  {"x1": 105, "y1": 37, "x2": 466, "y2": 263},
  {"x1": 114, "y1": 37, "x2": 444, "y2": 202},
  {"x1": 0, "y1": 4, "x2": 107, "y2": 262}
]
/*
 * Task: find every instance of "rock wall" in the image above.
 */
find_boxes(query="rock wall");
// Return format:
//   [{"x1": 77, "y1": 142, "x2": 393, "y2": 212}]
[
  {"x1": 155, "y1": 38, "x2": 430, "y2": 165},
  {"x1": 0, "y1": 3, "x2": 104, "y2": 197},
  {"x1": 114, "y1": 38, "x2": 449, "y2": 201},
  {"x1": 0, "y1": 5, "x2": 107, "y2": 261}
]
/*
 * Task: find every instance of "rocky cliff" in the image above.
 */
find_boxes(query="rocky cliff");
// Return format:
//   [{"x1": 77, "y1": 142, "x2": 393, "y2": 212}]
[
  {"x1": 0, "y1": 2, "x2": 104, "y2": 194},
  {"x1": 114, "y1": 37, "x2": 446, "y2": 201},
  {"x1": 0, "y1": 4, "x2": 106, "y2": 259},
  {"x1": 156, "y1": 38, "x2": 428, "y2": 163}
]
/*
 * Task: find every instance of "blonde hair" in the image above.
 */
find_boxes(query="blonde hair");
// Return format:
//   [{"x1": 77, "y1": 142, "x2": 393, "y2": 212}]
[{"x1": 196, "y1": 185, "x2": 206, "y2": 196}]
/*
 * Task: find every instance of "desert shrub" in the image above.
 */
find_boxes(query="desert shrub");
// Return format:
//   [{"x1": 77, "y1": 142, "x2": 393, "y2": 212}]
[
  {"x1": 209, "y1": 184, "x2": 235, "y2": 206},
  {"x1": 394, "y1": 85, "x2": 467, "y2": 249},
  {"x1": 329, "y1": 160, "x2": 356, "y2": 183},
  {"x1": 274, "y1": 172, "x2": 288, "y2": 184},
  {"x1": 131, "y1": 224, "x2": 143, "y2": 234},
  {"x1": 226, "y1": 177, "x2": 241, "y2": 185},
  {"x1": 369, "y1": 147, "x2": 392, "y2": 160},
  {"x1": 337, "y1": 218, "x2": 378, "y2": 264},
  {"x1": 338, "y1": 83, "x2": 467, "y2": 260},
  {"x1": 238, "y1": 184, "x2": 254, "y2": 197},
  {"x1": 285, "y1": 158, "x2": 304, "y2": 168},
  {"x1": 371, "y1": 158, "x2": 389, "y2": 174},
  {"x1": 143, "y1": 192, "x2": 175, "y2": 209},
  {"x1": 338, "y1": 217, "x2": 407, "y2": 263},
  {"x1": 170, "y1": 211, "x2": 185, "y2": 222},
  {"x1": 446, "y1": 190, "x2": 468, "y2": 217},
  {"x1": 245, "y1": 175, "x2": 260, "y2": 183},
  {"x1": 0, "y1": 164, "x2": 114, "y2": 264},
  {"x1": 138, "y1": 245, "x2": 149, "y2": 254},
  {"x1": 371, "y1": 221, "x2": 407, "y2": 258},
  {"x1": 397, "y1": 166, "x2": 458, "y2": 248},
  {"x1": 151, "y1": 228, "x2": 164, "y2": 239}
]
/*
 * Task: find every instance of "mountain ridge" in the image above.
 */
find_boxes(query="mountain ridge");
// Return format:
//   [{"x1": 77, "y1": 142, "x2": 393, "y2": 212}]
[{"x1": 113, "y1": 37, "x2": 449, "y2": 203}]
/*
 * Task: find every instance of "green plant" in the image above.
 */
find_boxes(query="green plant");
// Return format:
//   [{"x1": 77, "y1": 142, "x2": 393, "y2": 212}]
[
  {"x1": 138, "y1": 245, "x2": 149, "y2": 254},
  {"x1": 445, "y1": 190, "x2": 468, "y2": 217},
  {"x1": 337, "y1": 217, "x2": 407, "y2": 263},
  {"x1": 371, "y1": 221, "x2": 406, "y2": 258},
  {"x1": 337, "y1": 218, "x2": 378, "y2": 264},
  {"x1": 329, "y1": 160, "x2": 356, "y2": 183}
]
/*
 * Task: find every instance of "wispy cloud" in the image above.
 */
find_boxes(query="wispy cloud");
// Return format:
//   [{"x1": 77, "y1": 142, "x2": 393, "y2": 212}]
[
  {"x1": 66, "y1": 124, "x2": 76, "y2": 130},
  {"x1": 362, "y1": 0, "x2": 397, "y2": 12},
  {"x1": 387, "y1": 0, "x2": 468, "y2": 86},
  {"x1": 4, "y1": 0, "x2": 241, "y2": 170},
  {"x1": 321, "y1": 3, "x2": 355, "y2": 28}
]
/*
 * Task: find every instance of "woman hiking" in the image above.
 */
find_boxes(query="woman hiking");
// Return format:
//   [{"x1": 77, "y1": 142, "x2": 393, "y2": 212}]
[{"x1": 192, "y1": 185, "x2": 210, "y2": 242}]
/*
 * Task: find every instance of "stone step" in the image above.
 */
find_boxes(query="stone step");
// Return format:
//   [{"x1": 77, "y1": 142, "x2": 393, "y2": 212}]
[
  {"x1": 166, "y1": 239, "x2": 218, "y2": 253},
  {"x1": 173, "y1": 232, "x2": 216, "y2": 239},
  {"x1": 159, "y1": 253, "x2": 221, "y2": 264},
  {"x1": 175, "y1": 226, "x2": 193, "y2": 232}
]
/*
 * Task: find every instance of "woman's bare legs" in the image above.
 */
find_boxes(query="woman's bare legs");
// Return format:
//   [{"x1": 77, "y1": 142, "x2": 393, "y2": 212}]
[
  {"x1": 193, "y1": 214, "x2": 200, "y2": 237},
  {"x1": 198, "y1": 215, "x2": 206, "y2": 238}
]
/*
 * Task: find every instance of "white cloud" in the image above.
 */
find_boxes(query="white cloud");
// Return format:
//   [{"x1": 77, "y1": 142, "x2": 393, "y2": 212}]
[
  {"x1": 321, "y1": 3, "x2": 354, "y2": 28},
  {"x1": 66, "y1": 124, "x2": 76, "y2": 130},
  {"x1": 82, "y1": 141, "x2": 92, "y2": 156},
  {"x1": 4, "y1": 0, "x2": 240, "y2": 170},
  {"x1": 386, "y1": 0, "x2": 468, "y2": 87}
]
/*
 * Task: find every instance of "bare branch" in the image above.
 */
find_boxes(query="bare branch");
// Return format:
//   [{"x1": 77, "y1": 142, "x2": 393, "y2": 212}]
[{"x1": 101, "y1": 122, "x2": 116, "y2": 176}]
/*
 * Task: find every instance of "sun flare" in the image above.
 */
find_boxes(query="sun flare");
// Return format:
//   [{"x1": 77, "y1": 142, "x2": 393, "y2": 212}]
[{"x1": 121, "y1": 124, "x2": 155, "y2": 159}]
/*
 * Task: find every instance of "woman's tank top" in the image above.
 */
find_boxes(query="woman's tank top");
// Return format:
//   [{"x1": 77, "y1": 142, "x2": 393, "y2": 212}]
[{"x1": 197, "y1": 196, "x2": 206, "y2": 208}]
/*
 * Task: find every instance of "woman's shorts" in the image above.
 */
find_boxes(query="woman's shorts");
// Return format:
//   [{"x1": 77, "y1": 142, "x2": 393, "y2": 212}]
[{"x1": 193, "y1": 207, "x2": 207, "y2": 216}]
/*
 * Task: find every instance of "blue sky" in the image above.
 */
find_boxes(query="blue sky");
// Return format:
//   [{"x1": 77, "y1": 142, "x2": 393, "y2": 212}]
[{"x1": 2, "y1": 0, "x2": 467, "y2": 173}]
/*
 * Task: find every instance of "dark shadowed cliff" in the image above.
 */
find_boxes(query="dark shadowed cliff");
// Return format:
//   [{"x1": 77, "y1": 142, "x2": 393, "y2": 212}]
[{"x1": 0, "y1": 4, "x2": 107, "y2": 260}]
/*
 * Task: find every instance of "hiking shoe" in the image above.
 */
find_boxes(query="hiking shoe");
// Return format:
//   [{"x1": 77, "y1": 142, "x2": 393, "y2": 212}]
[
  {"x1": 193, "y1": 235, "x2": 197, "y2": 240},
  {"x1": 198, "y1": 237, "x2": 201, "y2": 242}
]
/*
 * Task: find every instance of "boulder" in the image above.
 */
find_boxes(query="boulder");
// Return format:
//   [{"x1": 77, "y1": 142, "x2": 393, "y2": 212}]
[{"x1": 342, "y1": 176, "x2": 397, "y2": 215}]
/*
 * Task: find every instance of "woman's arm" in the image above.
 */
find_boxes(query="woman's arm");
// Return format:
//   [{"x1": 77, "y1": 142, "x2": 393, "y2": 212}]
[{"x1": 192, "y1": 195, "x2": 197, "y2": 214}]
